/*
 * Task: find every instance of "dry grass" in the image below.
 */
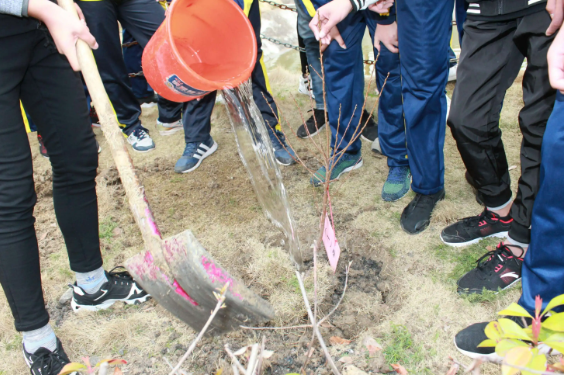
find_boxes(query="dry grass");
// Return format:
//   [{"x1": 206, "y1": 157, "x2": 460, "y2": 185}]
[{"x1": 0, "y1": 65, "x2": 527, "y2": 374}]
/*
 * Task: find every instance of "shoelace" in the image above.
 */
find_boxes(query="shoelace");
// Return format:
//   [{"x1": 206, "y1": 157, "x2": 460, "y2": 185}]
[
  {"x1": 460, "y1": 208, "x2": 496, "y2": 226},
  {"x1": 182, "y1": 142, "x2": 201, "y2": 157},
  {"x1": 31, "y1": 349, "x2": 67, "y2": 374},
  {"x1": 133, "y1": 128, "x2": 148, "y2": 141},
  {"x1": 108, "y1": 266, "x2": 133, "y2": 284},
  {"x1": 475, "y1": 243, "x2": 523, "y2": 273},
  {"x1": 388, "y1": 167, "x2": 409, "y2": 183}
]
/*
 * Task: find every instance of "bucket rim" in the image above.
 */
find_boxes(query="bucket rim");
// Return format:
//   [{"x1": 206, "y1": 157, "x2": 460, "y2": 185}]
[{"x1": 165, "y1": 0, "x2": 258, "y2": 90}]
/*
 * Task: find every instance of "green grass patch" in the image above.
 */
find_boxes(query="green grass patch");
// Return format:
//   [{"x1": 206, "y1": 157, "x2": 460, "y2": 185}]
[
  {"x1": 433, "y1": 237, "x2": 500, "y2": 282},
  {"x1": 382, "y1": 324, "x2": 433, "y2": 374},
  {"x1": 99, "y1": 217, "x2": 119, "y2": 240}
]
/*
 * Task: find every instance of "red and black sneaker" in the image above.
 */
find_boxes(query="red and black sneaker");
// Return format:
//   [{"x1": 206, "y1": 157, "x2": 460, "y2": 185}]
[
  {"x1": 37, "y1": 134, "x2": 49, "y2": 158},
  {"x1": 440, "y1": 209, "x2": 512, "y2": 247},
  {"x1": 457, "y1": 243, "x2": 524, "y2": 295}
]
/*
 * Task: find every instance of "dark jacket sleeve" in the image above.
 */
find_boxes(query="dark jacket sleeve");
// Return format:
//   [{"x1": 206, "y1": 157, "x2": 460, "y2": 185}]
[{"x1": 371, "y1": 3, "x2": 395, "y2": 25}]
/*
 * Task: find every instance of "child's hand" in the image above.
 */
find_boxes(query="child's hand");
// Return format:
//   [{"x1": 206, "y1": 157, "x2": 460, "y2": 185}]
[
  {"x1": 373, "y1": 21, "x2": 397, "y2": 53},
  {"x1": 309, "y1": 0, "x2": 352, "y2": 46},
  {"x1": 28, "y1": 0, "x2": 98, "y2": 71},
  {"x1": 546, "y1": 0, "x2": 564, "y2": 36},
  {"x1": 548, "y1": 27, "x2": 564, "y2": 93},
  {"x1": 368, "y1": 0, "x2": 394, "y2": 14}
]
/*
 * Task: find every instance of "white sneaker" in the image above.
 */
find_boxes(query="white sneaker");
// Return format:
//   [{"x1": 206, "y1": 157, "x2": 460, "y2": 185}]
[
  {"x1": 448, "y1": 65, "x2": 458, "y2": 82},
  {"x1": 298, "y1": 75, "x2": 315, "y2": 98},
  {"x1": 127, "y1": 128, "x2": 155, "y2": 152},
  {"x1": 157, "y1": 119, "x2": 183, "y2": 136}
]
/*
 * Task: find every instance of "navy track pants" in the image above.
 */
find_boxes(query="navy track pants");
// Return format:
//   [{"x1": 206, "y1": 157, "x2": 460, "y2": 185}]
[
  {"x1": 396, "y1": 0, "x2": 453, "y2": 195},
  {"x1": 518, "y1": 92, "x2": 564, "y2": 314}
]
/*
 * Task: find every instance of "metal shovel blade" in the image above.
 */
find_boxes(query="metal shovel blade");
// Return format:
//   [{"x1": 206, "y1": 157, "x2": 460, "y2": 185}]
[
  {"x1": 161, "y1": 230, "x2": 275, "y2": 333},
  {"x1": 125, "y1": 252, "x2": 215, "y2": 332}
]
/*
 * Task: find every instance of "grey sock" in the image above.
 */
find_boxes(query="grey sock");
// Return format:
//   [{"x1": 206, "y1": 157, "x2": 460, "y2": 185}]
[
  {"x1": 75, "y1": 266, "x2": 108, "y2": 294},
  {"x1": 23, "y1": 324, "x2": 57, "y2": 354}
]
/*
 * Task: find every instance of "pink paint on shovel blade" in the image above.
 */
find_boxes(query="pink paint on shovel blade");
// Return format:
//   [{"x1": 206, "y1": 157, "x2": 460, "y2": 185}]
[
  {"x1": 201, "y1": 256, "x2": 242, "y2": 300},
  {"x1": 172, "y1": 280, "x2": 198, "y2": 306}
]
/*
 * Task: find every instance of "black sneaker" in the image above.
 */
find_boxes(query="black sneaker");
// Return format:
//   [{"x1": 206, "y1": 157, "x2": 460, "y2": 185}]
[
  {"x1": 23, "y1": 338, "x2": 75, "y2": 375},
  {"x1": 454, "y1": 316, "x2": 528, "y2": 363},
  {"x1": 457, "y1": 243, "x2": 523, "y2": 295},
  {"x1": 440, "y1": 209, "x2": 512, "y2": 247},
  {"x1": 360, "y1": 110, "x2": 378, "y2": 142},
  {"x1": 400, "y1": 189, "x2": 445, "y2": 234},
  {"x1": 70, "y1": 266, "x2": 150, "y2": 312},
  {"x1": 37, "y1": 134, "x2": 49, "y2": 158},
  {"x1": 296, "y1": 109, "x2": 326, "y2": 138}
]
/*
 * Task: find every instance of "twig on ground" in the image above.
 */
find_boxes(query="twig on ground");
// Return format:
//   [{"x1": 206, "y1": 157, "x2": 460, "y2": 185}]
[
  {"x1": 240, "y1": 324, "x2": 312, "y2": 330},
  {"x1": 225, "y1": 344, "x2": 250, "y2": 375},
  {"x1": 168, "y1": 283, "x2": 229, "y2": 375},
  {"x1": 247, "y1": 343, "x2": 260, "y2": 374},
  {"x1": 256, "y1": 336, "x2": 267, "y2": 375},
  {"x1": 296, "y1": 269, "x2": 341, "y2": 375},
  {"x1": 318, "y1": 261, "x2": 352, "y2": 326}
]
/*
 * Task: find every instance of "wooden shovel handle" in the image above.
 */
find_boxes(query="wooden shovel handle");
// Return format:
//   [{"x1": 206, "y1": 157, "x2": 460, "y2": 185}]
[{"x1": 57, "y1": 0, "x2": 164, "y2": 254}]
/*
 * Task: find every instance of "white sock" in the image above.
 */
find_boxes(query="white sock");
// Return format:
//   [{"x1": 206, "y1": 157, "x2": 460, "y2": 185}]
[
  {"x1": 505, "y1": 236, "x2": 528, "y2": 256},
  {"x1": 75, "y1": 266, "x2": 108, "y2": 294},
  {"x1": 23, "y1": 324, "x2": 57, "y2": 354},
  {"x1": 487, "y1": 198, "x2": 512, "y2": 213}
]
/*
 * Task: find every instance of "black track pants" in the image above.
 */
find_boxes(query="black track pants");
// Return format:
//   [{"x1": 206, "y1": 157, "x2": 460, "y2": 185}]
[
  {"x1": 448, "y1": 10, "x2": 556, "y2": 243},
  {"x1": 0, "y1": 27, "x2": 102, "y2": 332}
]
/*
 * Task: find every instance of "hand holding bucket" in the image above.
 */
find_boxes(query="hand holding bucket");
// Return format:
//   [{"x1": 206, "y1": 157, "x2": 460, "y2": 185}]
[{"x1": 143, "y1": 0, "x2": 258, "y2": 102}]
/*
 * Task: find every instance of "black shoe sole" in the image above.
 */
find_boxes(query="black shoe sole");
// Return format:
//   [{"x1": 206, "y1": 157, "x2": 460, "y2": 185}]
[
  {"x1": 297, "y1": 124, "x2": 326, "y2": 139},
  {"x1": 456, "y1": 277, "x2": 521, "y2": 295}
]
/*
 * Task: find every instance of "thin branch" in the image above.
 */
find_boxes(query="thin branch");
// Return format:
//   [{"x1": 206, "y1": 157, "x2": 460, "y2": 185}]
[
  {"x1": 240, "y1": 324, "x2": 312, "y2": 330},
  {"x1": 295, "y1": 270, "x2": 341, "y2": 375},
  {"x1": 318, "y1": 261, "x2": 352, "y2": 326},
  {"x1": 168, "y1": 283, "x2": 228, "y2": 375},
  {"x1": 225, "y1": 345, "x2": 250, "y2": 375}
]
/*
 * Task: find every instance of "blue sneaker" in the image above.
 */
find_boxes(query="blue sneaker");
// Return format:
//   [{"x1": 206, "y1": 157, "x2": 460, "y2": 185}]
[
  {"x1": 310, "y1": 152, "x2": 363, "y2": 187},
  {"x1": 382, "y1": 166, "x2": 411, "y2": 202},
  {"x1": 174, "y1": 137, "x2": 218, "y2": 173},
  {"x1": 126, "y1": 127, "x2": 155, "y2": 153},
  {"x1": 268, "y1": 128, "x2": 296, "y2": 166}
]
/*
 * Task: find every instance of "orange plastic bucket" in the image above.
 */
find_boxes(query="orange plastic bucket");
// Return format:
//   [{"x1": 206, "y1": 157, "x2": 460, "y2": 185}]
[{"x1": 142, "y1": 0, "x2": 258, "y2": 103}]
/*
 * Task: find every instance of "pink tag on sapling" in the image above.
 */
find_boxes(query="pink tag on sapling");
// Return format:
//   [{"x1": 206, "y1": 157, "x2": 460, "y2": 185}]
[{"x1": 322, "y1": 213, "x2": 341, "y2": 273}]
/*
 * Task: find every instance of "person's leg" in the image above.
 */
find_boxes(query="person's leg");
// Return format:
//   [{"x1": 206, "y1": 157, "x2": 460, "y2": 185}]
[
  {"x1": 122, "y1": 29, "x2": 153, "y2": 99},
  {"x1": 366, "y1": 16, "x2": 410, "y2": 201},
  {"x1": 518, "y1": 91, "x2": 564, "y2": 314},
  {"x1": 309, "y1": 12, "x2": 366, "y2": 186},
  {"x1": 298, "y1": 27, "x2": 308, "y2": 78},
  {"x1": 453, "y1": 93, "x2": 564, "y2": 362},
  {"x1": 77, "y1": 1, "x2": 143, "y2": 136},
  {"x1": 247, "y1": 0, "x2": 296, "y2": 165},
  {"x1": 395, "y1": 0, "x2": 453, "y2": 234},
  {"x1": 442, "y1": 18, "x2": 525, "y2": 250},
  {"x1": 508, "y1": 11, "x2": 556, "y2": 245},
  {"x1": 174, "y1": 92, "x2": 218, "y2": 173},
  {"x1": 117, "y1": 0, "x2": 184, "y2": 131},
  {"x1": 0, "y1": 30, "x2": 50, "y2": 337}
]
